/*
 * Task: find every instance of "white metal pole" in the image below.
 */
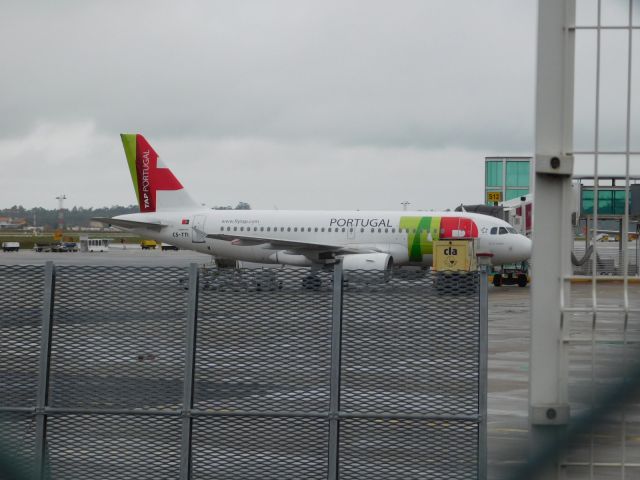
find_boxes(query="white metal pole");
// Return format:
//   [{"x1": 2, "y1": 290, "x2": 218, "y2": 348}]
[{"x1": 529, "y1": 0, "x2": 575, "y2": 477}]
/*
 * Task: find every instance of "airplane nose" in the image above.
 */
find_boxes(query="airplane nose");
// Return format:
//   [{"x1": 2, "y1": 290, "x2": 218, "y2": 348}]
[{"x1": 520, "y1": 235, "x2": 532, "y2": 260}]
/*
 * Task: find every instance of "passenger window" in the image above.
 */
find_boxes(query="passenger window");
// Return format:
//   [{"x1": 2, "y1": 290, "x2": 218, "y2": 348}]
[
  {"x1": 490, "y1": 227, "x2": 497, "y2": 235},
  {"x1": 260, "y1": 227, "x2": 264, "y2": 232},
  {"x1": 220, "y1": 226, "x2": 224, "y2": 231},
  {"x1": 499, "y1": 227, "x2": 508, "y2": 235},
  {"x1": 385, "y1": 228, "x2": 388, "y2": 233},
  {"x1": 378, "y1": 228, "x2": 382, "y2": 233},
  {"x1": 240, "y1": 227, "x2": 244, "y2": 231},
  {"x1": 342, "y1": 228, "x2": 345, "y2": 233},
  {"x1": 360, "y1": 228, "x2": 364, "y2": 233},
  {"x1": 349, "y1": 228, "x2": 353, "y2": 232},
  {"x1": 328, "y1": 228, "x2": 332, "y2": 232},
  {"x1": 227, "y1": 227, "x2": 230, "y2": 231},
  {"x1": 392, "y1": 228, "x2": 395, "y2": 233},
  {"x1": 233, "y1": 227, "x2": 237, "y2": 231},
  {"x1": 287, "y1": 227, "x2": 291, "y2": 232},
  {"x1": 267, "y1": 227, "x2": 271, "y2": 232},
  {"x1": 314, "y1": 227, "x2": 318, "y2": 232},
  {"x1": 371, "y1": 228, "x2": 375, "y2": 233},
  {"x1": 308, "y1": 227, "x2": 312, "y2": 232},
  {"x1": 321, "y1": 228, "x2": 325, "y2": 232},
  {"x1": 294, "y1": 227, "x2": 297, "y2": 232}
]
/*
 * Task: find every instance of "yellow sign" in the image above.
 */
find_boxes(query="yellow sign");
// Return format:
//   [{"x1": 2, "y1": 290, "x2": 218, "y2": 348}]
[
  {"x1": 432, "y1": 240, "x2": 476, "y2": 272},
  {"x1": 487, "y1": 191, "x2": 502, "y2": 203}
]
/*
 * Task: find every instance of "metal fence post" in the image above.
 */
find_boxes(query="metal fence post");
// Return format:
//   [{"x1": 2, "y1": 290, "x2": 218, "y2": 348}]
[
  {"x1": 35, "y1": 261, "x2": 55, "y2": 480},
  {"x1": 328, "y1": 261, "x2": 344, "y2": 480},
  {"x1": 478, "y1": 267, "x2": 488, "y2": 480},
  {"x1": 530, "y1": 0, "x2": 575, "y2": 477},
  {"x1": 180, "y1": 263, "x2": 199, "y2": 480}
]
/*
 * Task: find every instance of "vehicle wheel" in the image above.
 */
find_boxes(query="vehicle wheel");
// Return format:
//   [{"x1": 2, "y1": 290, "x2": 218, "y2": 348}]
[
  {"x1": 492, "y1": 274, "x2": 502, "y2": 287},
  {"x1": 517, "y1": 274, "x2": 528, "y2": 287}
]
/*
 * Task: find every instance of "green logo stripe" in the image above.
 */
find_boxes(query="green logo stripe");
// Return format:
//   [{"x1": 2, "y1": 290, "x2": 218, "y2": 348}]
[
  {"x1": 400, "y1": 216, "x2": 441, "y2": 261},
  {"x1": 120, "y1": 134, "x2": 140, "y2": 204}
]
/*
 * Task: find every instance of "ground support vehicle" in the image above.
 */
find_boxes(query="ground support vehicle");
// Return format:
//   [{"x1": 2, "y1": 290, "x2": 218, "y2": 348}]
[
  {"x1": 2, "y1": 242, "x2": 20, "y2": 252},
  {"x1": 140, "y1": 239, "x2": 157, "y2": 250}
]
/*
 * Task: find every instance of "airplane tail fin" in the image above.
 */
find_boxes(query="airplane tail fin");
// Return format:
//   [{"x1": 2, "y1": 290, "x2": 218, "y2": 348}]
[{"x1": 120, "y1": 134, "x2": 199, "y2": 213}]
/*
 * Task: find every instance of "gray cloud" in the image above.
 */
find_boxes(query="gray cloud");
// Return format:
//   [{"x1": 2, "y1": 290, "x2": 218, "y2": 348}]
[
  {"x1": 20, "y1": 1, "x2": 638, "y2": 212},
  {"x1": 0, "y1": 1, "x2": 537, "y2": 151}
]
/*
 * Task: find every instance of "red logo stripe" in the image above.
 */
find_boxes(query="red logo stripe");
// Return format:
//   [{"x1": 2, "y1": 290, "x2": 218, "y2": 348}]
[{"x1": 135, "y1": 135, "x2": 183, "y2": 212}]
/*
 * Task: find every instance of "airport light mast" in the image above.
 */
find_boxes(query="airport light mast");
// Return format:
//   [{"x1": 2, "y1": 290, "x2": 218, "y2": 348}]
[
  {"x1": 56, "y1": 194, "x2": 67, "y2": 232},
  {"x1": 401, "y1": 201, "x2": 410, "y2": 211}
]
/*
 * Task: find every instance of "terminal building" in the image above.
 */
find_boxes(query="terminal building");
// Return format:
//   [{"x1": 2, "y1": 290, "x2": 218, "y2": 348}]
[{"x1": 484, "y1": 157, "x2": 533, "y2": 235}]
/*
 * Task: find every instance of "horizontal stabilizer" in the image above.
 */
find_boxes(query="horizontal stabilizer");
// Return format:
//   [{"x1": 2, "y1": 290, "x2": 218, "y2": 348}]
[{"x1": 91, "y1": 217, "x2": 167, "y2": 231}]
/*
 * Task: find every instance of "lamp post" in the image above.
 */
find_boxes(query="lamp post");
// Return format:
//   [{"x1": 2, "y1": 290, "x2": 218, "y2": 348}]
[{"x1": 56, "y1": 194, "x2": 67, "y2": 232}]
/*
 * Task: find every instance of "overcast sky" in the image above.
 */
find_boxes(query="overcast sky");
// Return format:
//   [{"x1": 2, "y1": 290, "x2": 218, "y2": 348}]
[{"x1": 1, "y1": 1, "x2": 635, "y2": 212}]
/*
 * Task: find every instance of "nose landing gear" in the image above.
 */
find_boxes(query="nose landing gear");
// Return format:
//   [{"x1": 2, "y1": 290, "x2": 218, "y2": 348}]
[{"x1": 491, "y1": 262, "x2": 530, "y2": 288}]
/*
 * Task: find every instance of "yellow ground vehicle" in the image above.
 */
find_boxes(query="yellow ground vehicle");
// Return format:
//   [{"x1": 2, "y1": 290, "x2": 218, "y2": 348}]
[{"x1": 140, "y1": 239, "x2": 158, "y2": 250}]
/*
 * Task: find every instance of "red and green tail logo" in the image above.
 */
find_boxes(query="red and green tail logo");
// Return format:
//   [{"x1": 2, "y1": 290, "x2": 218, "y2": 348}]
[{"x1": 121, "y1": 134, "x2": 183, "y2": 213}]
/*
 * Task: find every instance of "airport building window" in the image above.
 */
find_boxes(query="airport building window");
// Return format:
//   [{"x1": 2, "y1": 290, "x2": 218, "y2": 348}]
[
  {"x1": 486, "y1": 161, "x2": 503, "y2": 187},
  {"x1": 506, "y1": 161, "x2": 530, "y2": 188},
  {"x1": 506, "y1": 189, "x2": 529, "y2": 201},
  {"x1": 581, "y1": 189, "x2": 628, "y2": 216}
]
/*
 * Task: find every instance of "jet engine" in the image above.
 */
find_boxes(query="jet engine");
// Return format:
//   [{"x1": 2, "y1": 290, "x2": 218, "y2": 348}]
[{"x1": 341, "y1": 253, "x2": 394, "y2": 271}]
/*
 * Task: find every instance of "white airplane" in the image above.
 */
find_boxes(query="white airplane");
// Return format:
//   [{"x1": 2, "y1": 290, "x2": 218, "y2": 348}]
[{"x1": 95, "y1": 134, "x2": 532, "y2": 271}]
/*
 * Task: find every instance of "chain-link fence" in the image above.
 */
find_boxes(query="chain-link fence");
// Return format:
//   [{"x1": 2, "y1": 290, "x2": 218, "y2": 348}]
[{"x1": 0, "y1": 262, "x2": 487, "y2": 479}]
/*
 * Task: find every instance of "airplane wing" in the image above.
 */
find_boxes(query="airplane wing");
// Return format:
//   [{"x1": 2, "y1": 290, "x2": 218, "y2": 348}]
[
  {"x1": 206, "y1": 233, "x2": 375, "y2": 255},
  {"x1": 91, "y1": 217, "x2": 167, "y2": 232}
]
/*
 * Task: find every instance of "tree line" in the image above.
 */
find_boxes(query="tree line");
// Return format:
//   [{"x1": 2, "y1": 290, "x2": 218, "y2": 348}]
[{"x1": 0, "y1": 202, "x2": 251, "y2": 229}]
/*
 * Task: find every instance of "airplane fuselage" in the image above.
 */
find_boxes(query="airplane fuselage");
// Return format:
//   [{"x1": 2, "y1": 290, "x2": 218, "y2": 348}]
[{"x1": 114, "y1": 209, "x2": 532, "y2": 267}]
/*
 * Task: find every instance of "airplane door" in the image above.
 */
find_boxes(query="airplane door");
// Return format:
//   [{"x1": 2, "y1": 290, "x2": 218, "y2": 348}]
[{"x1": 192, "y1": 215, "x2": 207, "y2": 243}]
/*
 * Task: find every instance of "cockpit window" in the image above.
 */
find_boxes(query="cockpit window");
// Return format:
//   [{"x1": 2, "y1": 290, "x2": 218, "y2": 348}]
[
  {"x1": 506, "y1": 227, "x2": 517, "y2": 234},
  {"x1": 499, "y1": 227, "x2": 508, "y2": 235},
  {"x1": 490, "y1": 227, "x2": 497, "y2": 235}
]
